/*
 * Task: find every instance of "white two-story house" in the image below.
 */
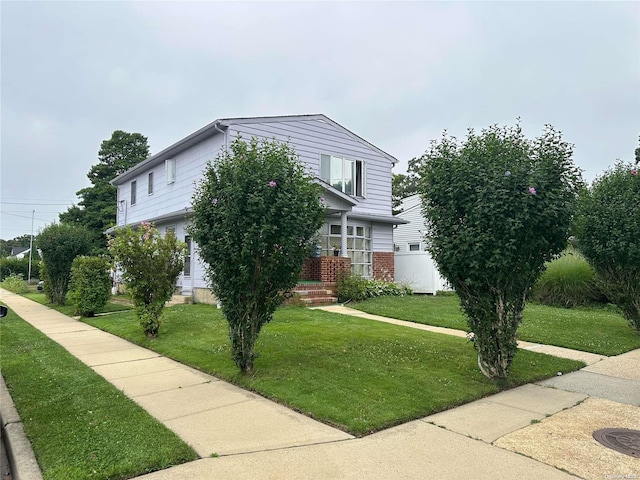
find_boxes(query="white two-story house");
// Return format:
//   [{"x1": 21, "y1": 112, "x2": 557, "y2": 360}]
[{"x1": 110, "y1": 114, "x2": 405, "y2": 303}]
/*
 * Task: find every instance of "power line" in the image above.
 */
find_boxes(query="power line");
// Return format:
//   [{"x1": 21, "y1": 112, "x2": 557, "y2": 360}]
[
  {"x1": 1, "y1": 201, "x2": 74, "y2": 206},
  {"x1": 1, "y1": 211, "x2": 52, "y2": 222},
  {"x1": 0, "y1": 210, "x2": 60, "y2": 213}
]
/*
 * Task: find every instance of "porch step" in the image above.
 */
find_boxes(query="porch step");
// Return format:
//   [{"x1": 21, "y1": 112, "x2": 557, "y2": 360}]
[
  {"x1": 287, "y1": 282, "x2": 338, "y2": 306},
  {"x1": 294, "y1": 289, "x2": 335, "y2": 298},
  {"x1": 300, "y1": 296, "x2": 338, "y2": 306},
  {"x1": 167, "y1": 294, "x2": 194, "y2": 306}
]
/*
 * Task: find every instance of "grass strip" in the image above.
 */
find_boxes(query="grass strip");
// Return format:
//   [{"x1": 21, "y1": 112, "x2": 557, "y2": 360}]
[
  {"x1": 0, "y1": 308, "x2": 198, "y2": 480},
  {"x1": 23, "y1": 292, "x2": 131, "y2": 317},
  {"x1": 351, "y1": 294, "x2": 640, "y2": 356},
  {"x1": 84, "y1": 304, "x2": 584, "y2": 436}
]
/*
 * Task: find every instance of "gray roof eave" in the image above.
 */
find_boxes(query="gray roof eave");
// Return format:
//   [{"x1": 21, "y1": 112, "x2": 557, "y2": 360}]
[
  {"x1": 328, "y1": 212, "x2": 409, "y2": 225},
  {"x1": 111, "y1": 121, "x2": 228, "y2": 185}
]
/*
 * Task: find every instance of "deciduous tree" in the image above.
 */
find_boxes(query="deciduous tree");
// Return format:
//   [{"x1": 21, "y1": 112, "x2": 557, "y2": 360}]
[
  {"x1": 37, "y1": 224, "x2": 93, "y2": 305},
  {"x1": 414, "y1": 123, "x2": 582, "y2": 380},
  {"x1": 189, "y1": 137, "x2": 325, "y2": 373},
  {"x1": 577, "y1": 162, "x2": 640, "y2": 330},
  {"x1": 392, "y1": 173, "x2": 418, "y2": 215}
]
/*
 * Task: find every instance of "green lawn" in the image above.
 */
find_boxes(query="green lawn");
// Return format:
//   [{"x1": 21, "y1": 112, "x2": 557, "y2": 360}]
[
  {"x1": 23, "y1": 291, "x2": 131, "y2": 317},
  {"x1": 0, "y1": 307, "x2": 198, "y2": 480},
  {"x1": 351, "y1": 294, "x2": 640, "y2": 356},
  {"x1": 83, "y1": 304, "x2": 584, "y2": 436}
]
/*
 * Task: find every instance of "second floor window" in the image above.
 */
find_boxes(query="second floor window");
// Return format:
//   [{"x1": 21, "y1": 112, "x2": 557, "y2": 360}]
[
  {"x1": 148, "y1": 172, "x2": 154, "y2": 195},
  {"x1": 166, "y1": 159, "x2": 176, "y2": 184},
  {"x1": 320, "y1": 154, "x2": 365, "y2": 197},
  {"x1": 131, "y1": 180, "x2": 137, "y2": 205}
]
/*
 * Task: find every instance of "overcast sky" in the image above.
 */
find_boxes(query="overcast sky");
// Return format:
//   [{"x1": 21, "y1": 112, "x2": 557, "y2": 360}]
[{"x1": 1, "y1": 1, "x2": 639, "y2": 240}]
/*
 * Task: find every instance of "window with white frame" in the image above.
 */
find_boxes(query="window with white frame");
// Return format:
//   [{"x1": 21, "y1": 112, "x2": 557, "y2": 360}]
[
  {"x1": 130, "y1": 180, "x2": 137, "y2": 205},
  {"x1": 320, "y1": 154, "x2": 365, "y2": 196},
  {"x1": 321, "y1": 223, "x2": 372, "y2": 277},
  {"x1": 408, "y1": 243, "x2": 421, "y2": 252},
  {"x1": 148, "y1": 171, "x2": 154, "y2": 195},
  {"x1": 166, "y1": 159, "x2": 176, "y2": 184}
]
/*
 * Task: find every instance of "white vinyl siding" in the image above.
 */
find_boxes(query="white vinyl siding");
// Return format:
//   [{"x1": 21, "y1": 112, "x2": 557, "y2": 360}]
[
  {"x1": 393, "y1": 195, "x2": 424, "y2": 252},
  {"x1": 227, "y1": 118, "x2": 392, "y2": 215}
]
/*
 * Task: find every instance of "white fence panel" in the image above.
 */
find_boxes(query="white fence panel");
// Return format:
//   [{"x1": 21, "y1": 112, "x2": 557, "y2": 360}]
[{"x1": 394, "y1": 252, "x2": 450, "y2": 294}]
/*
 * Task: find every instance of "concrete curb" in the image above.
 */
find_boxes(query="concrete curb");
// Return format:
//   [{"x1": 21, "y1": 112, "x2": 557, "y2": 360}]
[{"x1": 0, "y1": 374, "x2": 43, "y2": 480}]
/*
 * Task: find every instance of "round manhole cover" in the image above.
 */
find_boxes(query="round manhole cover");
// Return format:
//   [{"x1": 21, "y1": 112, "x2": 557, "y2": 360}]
[{"x1": 593, "y1": 428, "x2": 640, "y2": 457}]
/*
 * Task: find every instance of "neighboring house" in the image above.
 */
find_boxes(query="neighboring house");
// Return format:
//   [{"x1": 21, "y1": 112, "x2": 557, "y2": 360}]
[
  {"x1": 9, "y1": 246, "x2": 29, "y2": 259},
  {"x1": 394, "y1": 194, "x2": 450, "y2": 294},
  {"x1": 110, "y1": 114, "x2": 405, "y2": 303}
]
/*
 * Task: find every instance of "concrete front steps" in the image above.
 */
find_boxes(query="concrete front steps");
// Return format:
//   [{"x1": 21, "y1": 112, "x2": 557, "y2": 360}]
[
  {"x1": 290, "y1": 282, "x2": 337, "y2": 306},
  {"x1": 166, "y1": 294, "x2": 194, "y2": 307}
]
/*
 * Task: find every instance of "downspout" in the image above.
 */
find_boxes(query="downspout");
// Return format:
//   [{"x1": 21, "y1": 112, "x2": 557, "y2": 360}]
[{"x1": 213, "y1": 122, "x2": 228, "y2": 150}]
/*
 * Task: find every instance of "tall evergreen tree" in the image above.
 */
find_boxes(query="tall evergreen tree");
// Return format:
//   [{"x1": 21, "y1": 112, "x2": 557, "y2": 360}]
[{"x1": 60, "y1": 131, "x2": 149, "y2": 252}]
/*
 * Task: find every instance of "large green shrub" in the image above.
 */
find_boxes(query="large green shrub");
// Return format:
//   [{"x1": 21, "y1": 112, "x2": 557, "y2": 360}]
[
  {"x1": 68, "y1": 256, "x2": 112, "y2": 316},
  {"x1": 336, "y1": 274, "x2": 412, "y2": 303},
  {"x1": 108, "y1": 222, "x2": 185, "y2": 338},
  {"x1": 37, "y1": 224, "x2": 93, "y2": 305},
  {"x1": 532, "y1": 251, "x2": 604, "y2": 308},
  {"x1": 0, "y1": 273, "x2": 29, "y2": 294},
  {"x1": 577, "y1": 162, "x2": 640, "y2": 330},
  {"x1": 414, "y1": 123, "x2": 582, "y2": 380},
  {"x1": 0, "y1": 256, "x2": 39, "y2": 282},
  {"x1": 190, "y1": 137, "x2": 325, "y2": 373}
]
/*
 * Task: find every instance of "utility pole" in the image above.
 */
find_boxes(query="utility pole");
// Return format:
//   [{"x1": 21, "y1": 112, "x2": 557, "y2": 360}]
[{"x1": 28, "y1": 209, "x2": 34, "y2": 282}]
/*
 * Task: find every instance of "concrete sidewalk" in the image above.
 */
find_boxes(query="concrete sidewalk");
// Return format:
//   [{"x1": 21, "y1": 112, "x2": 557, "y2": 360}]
[{"x1": 1, "y1": 289, "x2": 638, "y2": 480}]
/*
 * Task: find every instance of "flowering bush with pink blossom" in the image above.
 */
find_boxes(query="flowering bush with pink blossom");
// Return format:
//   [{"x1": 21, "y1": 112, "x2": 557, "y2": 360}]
[
  {"x1": 108, "y1": 222, "x2": 185, "y2": 337},
  {"x1": 413, "y1": 122, "x2": 582, "y2": 380},
  {"x1": 190, "y1": 137, "x2": 325, "y2": 372}
]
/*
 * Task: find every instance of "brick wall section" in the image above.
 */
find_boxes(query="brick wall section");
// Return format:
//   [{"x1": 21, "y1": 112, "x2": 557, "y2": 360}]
[
  {"x1": 373, "y1": 252, "x2": 395, "y2": 282},
  {"x1": 301, "y1": 257, "x2": 320, "y2": 281},
  {"x1": 302, "y1": 257, "x2": 351, "y2": 283}
]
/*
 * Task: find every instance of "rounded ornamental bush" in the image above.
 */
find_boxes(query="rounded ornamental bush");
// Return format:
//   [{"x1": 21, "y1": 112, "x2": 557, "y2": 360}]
[
  {"x1": 37, "y1": 223, "x2": 92, "y2": 305},
  {"x1": 190, "y1": 137, "x2": 325, "y2": 373},
  {"x1": 577, "y1": 161, "x2": 640, "y2": 330},
  {"x1": 68, "y1": 256, "x2": 112, "y2": 317},
  {"x1": 415, "y1": 122, "x2": 582, "y2": 380},
  {"x1": 532, "y1": 251, "x2": 604, "y2": 308}
]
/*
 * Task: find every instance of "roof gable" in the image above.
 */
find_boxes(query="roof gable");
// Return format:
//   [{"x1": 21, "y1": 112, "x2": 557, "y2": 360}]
[{"x1": 112, "y1": 114, "x2": 397, "y2": 185}]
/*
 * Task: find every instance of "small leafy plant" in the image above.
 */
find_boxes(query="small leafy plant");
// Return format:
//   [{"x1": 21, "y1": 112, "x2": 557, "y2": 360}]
[
  {"x1": 109, "y1": 222, "x2": 185, "y2": 338},
  {"x1": 0, "y1": 273, "x2": 29, "y2": 294},
  {"x1": 68, "y1": 256, "x2": 112, "y2": 316},
  {"x1": 336, "y1": 274, "x2": 412, "y2": 303}
]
